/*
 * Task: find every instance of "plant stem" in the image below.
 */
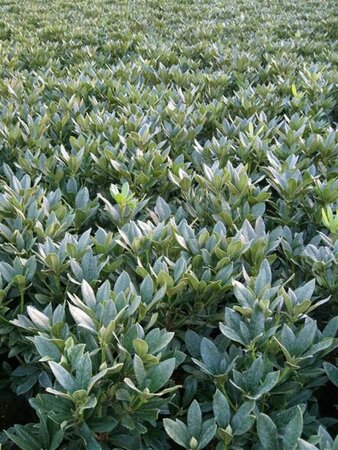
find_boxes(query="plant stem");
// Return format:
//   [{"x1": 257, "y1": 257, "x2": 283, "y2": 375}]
[
  {"x1": 101, "y1": 345, "x2": 107, "y2": 364},
  {"x1": 217, "y1": 380, "x2": 236, "y2": 409},
  {"x1": 20, "y1": 289, "x2": 24, "y2": 313}
]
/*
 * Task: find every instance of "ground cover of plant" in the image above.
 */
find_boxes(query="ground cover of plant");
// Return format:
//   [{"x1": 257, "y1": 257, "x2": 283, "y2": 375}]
[{"x1": 0, "y1": 0, "x2": 337, "y2": 448}]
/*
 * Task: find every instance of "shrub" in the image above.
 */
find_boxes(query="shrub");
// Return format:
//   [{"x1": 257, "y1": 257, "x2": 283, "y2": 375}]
[{"x1": 0, "y1": 0, "x2": 337, "y2": 448}]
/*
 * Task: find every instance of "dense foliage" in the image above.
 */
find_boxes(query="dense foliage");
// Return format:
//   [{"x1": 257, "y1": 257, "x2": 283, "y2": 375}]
[{"x1": 0, "y1": 0, "x2": 337, "y2": 448}]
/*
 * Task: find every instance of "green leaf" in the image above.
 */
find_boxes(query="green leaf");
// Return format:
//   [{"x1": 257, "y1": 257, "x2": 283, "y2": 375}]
[
  {"x1": 148, "y1": 358, "x2": 175, "y2": 391},
  {"x1": 213, "y1": 389, "x2": 230, "y2": 428},
  {"x1": 231, "y1": 401, "x2": 255, "y2": 435},
  {"x1": 323, "y1": 362, "x2": 338, "y2": 387},
  {"x1": 133, "y1": 338, "x2": 148, "y2": 357},
  {"x1": 88, "y1": 416, "x2": 118, "y2": 433},
  {"x1": 79, "y1": 423, "x2": 102, "y2": 450},
  {"x1": 34, "y1": 336, "x2": 61, "y2": 361},
  {"x1": 255, "y1": 259, "x2": 271, "y2": 292},
  {"x1": 219, "y1": 323, "x2": 244, "y2": 345},
  {"x1": 27, "y1": 306, "x2": 50, "y2": 330},
  {"x1": 163, "y1": 419, "x2": 189, "y2": 447},
  {"x1": 296, "y1": 319, "x2": 316, "y2": 354},
  {"x1": 297, "y1": 439, "x2": 319, "y2": 450},
  {"x1": 114, "y1": 271, "x2": 131, "y2": 293},
  {"x1": 174, "y1": 257, "x2": 187, "y2": 282},
  {"x1": 37, "y1": 412, "x2": 49, "y2": 449},
  {"x1": 68, "y1": 303, "x2": 96, "y2": 333},
  {"x1": 6, "y1": 427, "x2": 40, "y2": 450},
  {"x1": 50, "y1": 430, "x2": 65, "y2": 450},
  {"x1": 187, "y1": 400, "x2": 202, "y2": 438},
  {"x1": 200, "y1": 338, "x2": 221, "y2": 373},
  {"x1": 45, "y1": 254, "x2": 60, "y2": 273},
  {"x1": 133, "y1": 354, "x2": 146, "y2": 386},
  {"x1": 0, "y1": 262, "x2": 15, "y2": 282},
  {"x1": 75, "y1": 187, "x2": 89, "y2": 209},
  {"x1": 81, "y1": 251, "x2": 99, "y2": 281},
  {"x1": 81, "y1": 280, "x2": 96, "y2": 308},
  {"x1": 185, "y1": 330, "x2": 202, "y2": 358},
  {"x1": 48, "y1": 361, "x2": 76, "y2": 392},
  {"x1": 146, "y1": 328, "x2": 174, "y2": 353},
  {"x1": 257, "y1": 413, "x2": 278, "y2": 449},
  {"x1": 76, "y1": 353, "x2": 92, "y2": 389},
  {"x1": 140, "y1": 275, "x2": 154, "y2": 303},
  {"x1": 155, "y1": 196, "x2": 171, "y2": 221},
  {"x1": 175, "y1": 233, "x2": 188, "y2": 250},
  {"x1": 333, "y1": 435, "x2": 338, "y2": 450},
  {"x1": 198, "y1": 418, "x2": 217, "y2": 450},
  {"x1": 256, "y1": 371, "x2": 280, "y2": 397},
  {"x1": 294, "y1": 280, "x2": 316, "y2": 302},
  {"x1": 282, "y1": 406, "x2": 303, "y2": 449},
  {"x1": 291, "y1": 83, "x2": 298, "y2": 97}
]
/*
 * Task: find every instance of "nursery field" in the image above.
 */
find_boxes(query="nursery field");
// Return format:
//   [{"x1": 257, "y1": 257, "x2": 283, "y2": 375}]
[{"x1": 0, "y1": 0, "x2": 338, "y2": 448}]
